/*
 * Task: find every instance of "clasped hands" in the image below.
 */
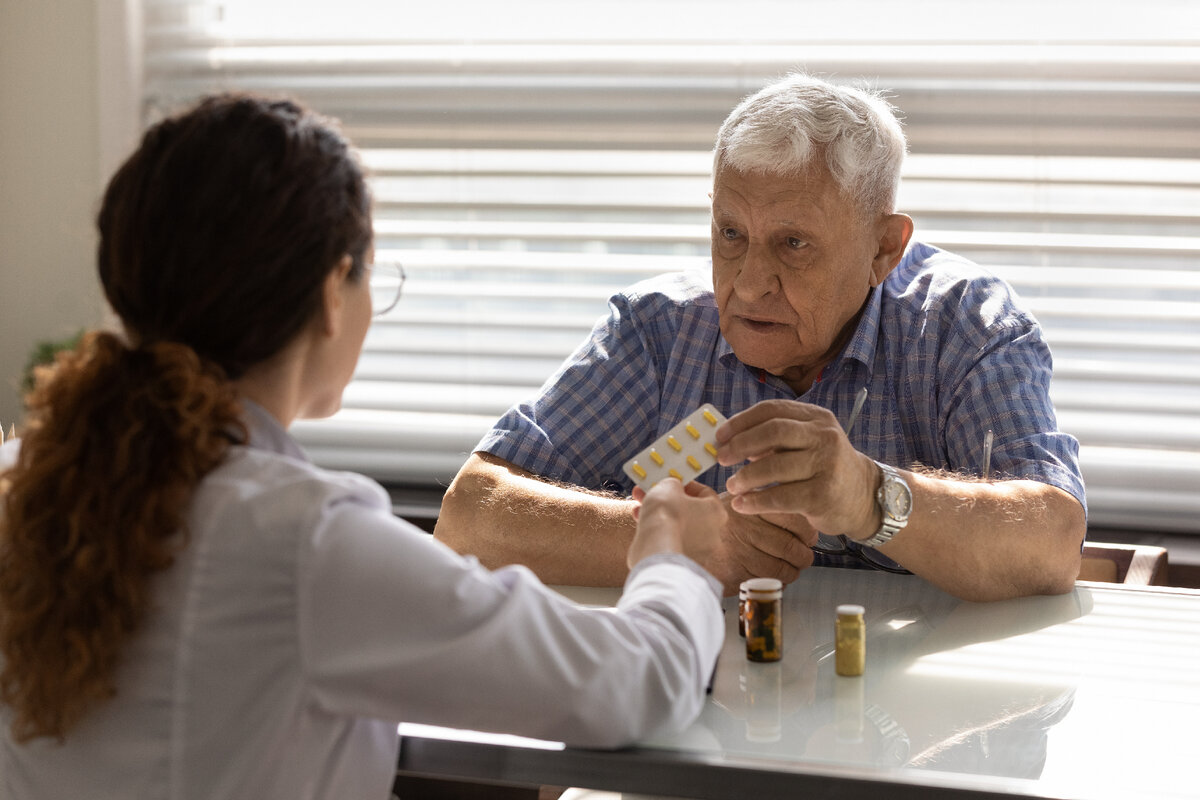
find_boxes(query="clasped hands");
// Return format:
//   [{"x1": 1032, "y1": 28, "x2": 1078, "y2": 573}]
[{"x1": 626, "y1": 400, "x2": 881, "y2": 595}]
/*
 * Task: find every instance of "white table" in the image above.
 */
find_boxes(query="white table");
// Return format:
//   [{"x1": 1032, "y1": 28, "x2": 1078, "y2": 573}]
[{"x1": 397, "y1": 567, "x2": 1200, "y2": 799}]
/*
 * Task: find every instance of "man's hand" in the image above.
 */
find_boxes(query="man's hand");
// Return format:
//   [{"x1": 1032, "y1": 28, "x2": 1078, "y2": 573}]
[
  {"x1": 701, "y1": 493, "x2": 817, "y2": 596},
  {"x1": 716, "y1": 399, "x2": 880, "y2": 542}
]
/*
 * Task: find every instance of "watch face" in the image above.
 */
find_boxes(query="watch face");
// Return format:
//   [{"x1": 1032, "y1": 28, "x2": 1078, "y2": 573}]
[{"x1": 883, "y1": 479, "x2": 912, "y2": 519}]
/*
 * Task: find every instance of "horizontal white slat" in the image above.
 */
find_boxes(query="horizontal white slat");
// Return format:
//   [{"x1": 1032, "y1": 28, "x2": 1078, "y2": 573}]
[
  {"x1": 997, "y1": 266, "x2": 1200, "y2": 292},
  {"x1": 1051, "y1": 384, "x2": 1200, "y2": 415},
  {"x1": 375, "y1": 248, "x2": 705, "y2": 275},
  {"x1": 901, "y1": 181, "x2": 1200, "y2": 223},
  {"x1": 144, "y1": 0, "x2": 1196, "y2": 44},
  {"x1": 376, "y1": 220, "x2": 1200, "y2": 257},
  {"x1": 364, "y1": 327, "x2": 585, "y2": 359},
  {"x1": 1025, "y1": 298, "x2": 1199, "y2": 323},
  {"x1": 903, "y1": 154, "x2": 1200, "y2": 186},
  {"x1": 1085, "y1": 490, "x2": 1200, "y2": 533},
  {"x1": 915, "y1": 230, "x2": 1200, "y2": 257},
  {"x1": 363, "y1": 150, "x2": 1200, "y2": 188},
  {"x1": 354, "y1": 353, "x2": 565, "y2": 386},
  {"x1": 373, "y1": 219, "x2": 708, "y2": 243},
  {"x1": 363, "y1": 149, "x2": 713, "y2": 177},
  {"x1": 1078, "y1": 445, "x2": 1200, "y2": 533},
  {"x1": 371, "y1": 175, "x2": 710, "y2": 211},
  {"x1": 1057, "y1": 410, "x2": 1200, "y2": 450},
  {"x1": 376, "y1": 309, "x2": 600, "y2": 332},
  {"x1": 342, "y1": 381, "x2": 532, "y2": 418},
  {"x1": 1037, "y1": 358, "x2": 1200, "y2": 386},
  {"x1": 147, "y1": 39, "x2": 1200, "y2": 72},
  {"x1": 1079, "y1": 445, "x2": 1200, "y2": 491},
  {"x1": 398, "y1": 279, "x2": 631, "y2": 302}
]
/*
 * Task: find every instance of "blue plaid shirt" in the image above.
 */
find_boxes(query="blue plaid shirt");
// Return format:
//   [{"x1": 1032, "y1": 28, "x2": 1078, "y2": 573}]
[{"x1": 478, "y1": 242, "x2": 1086, "y2": 566}]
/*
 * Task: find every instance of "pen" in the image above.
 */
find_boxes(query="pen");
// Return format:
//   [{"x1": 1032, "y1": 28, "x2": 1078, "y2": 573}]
[
  {"x1": 811, "y1": 386, "x2": 882, "y2": 563},
  {"x1": 982, "y1": 429, "x2": 994, "y2": 481},
  {"x1": 845, "y1": 387, "x2": 868, "y2": 437}
]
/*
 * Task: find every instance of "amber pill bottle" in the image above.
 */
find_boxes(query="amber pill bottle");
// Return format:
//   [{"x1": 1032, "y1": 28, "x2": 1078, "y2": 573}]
[{"x1": 743, "y1": 578, "x2": 783, "y2": 662}]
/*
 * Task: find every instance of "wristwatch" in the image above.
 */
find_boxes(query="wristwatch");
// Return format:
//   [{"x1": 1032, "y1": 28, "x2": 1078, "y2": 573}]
[{"x1": 859, "y1": 461, "x2": 912, "y2": 547}]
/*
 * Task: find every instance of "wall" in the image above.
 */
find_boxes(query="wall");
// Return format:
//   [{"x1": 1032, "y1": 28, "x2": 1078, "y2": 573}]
[{"x1": 0, "y1": 0, "x2": 107, "y2": 431}]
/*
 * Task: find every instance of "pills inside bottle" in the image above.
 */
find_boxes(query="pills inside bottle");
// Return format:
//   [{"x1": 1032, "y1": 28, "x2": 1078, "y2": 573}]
[{"x1": 743, "y1": 578, "x2": 783, "y2": 662}]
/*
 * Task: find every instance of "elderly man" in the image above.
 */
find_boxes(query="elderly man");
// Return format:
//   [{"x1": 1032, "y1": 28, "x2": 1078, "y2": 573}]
[{"x1": 435, "y1": 74, "x2": 1086, "y2": 602}]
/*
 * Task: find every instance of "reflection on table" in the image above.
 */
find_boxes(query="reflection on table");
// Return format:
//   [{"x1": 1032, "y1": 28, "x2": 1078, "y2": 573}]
[
  {"x1": 398, "y1": 568, "x2": 1200, "y2": 799},
  {"x1": 694, "y1": 569, "x2": 1084, "y2": 782}
]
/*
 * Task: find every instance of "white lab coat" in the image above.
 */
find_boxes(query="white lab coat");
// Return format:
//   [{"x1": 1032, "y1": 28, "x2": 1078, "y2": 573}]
[{"x1": 0, "y1": 402, "x2": 723, "y2": 800}]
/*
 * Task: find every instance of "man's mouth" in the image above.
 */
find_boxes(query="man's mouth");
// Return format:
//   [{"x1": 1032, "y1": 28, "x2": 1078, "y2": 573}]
[{"x1": 736, "y1": 315, "x2": 787, "y2": 332}]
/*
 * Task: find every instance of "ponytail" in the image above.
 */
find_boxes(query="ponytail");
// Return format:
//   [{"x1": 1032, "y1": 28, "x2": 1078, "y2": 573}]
[{"x1": 0, "y1": 331, "x2": 245, "y2": 741}]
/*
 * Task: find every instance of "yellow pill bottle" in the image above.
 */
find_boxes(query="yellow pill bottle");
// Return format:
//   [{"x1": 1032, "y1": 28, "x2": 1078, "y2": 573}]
[{"x1": 835, "y1": 603, "x2": 865, "y2": 677}]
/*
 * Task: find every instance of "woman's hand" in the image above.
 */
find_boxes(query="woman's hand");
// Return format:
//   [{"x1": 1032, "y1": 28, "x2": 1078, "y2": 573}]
[{"x1": 627, "y1": 479, "x2": 727, "y2": 569}]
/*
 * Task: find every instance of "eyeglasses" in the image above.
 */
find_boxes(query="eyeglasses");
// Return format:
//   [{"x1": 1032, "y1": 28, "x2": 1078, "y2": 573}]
[
  {"x1": 811, "y1": 535, "x2": 914, "y2": 575},
  {"x1": 368, "y1": 261, "x2": 405, "y2": 317}
]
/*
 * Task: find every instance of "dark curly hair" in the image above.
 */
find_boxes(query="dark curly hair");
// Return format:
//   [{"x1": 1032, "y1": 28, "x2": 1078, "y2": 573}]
[{"x1": 0, "y1": 94, "x2": 372, "y2": 741}]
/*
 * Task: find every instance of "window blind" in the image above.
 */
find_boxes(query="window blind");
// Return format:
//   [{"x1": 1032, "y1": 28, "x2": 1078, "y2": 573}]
[{"x1": 141, "y1": 0, "x2": 1200, "y2": 532}]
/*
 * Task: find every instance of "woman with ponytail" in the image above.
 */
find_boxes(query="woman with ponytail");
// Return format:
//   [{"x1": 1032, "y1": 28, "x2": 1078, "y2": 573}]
[{"x1": 0, "y1": 94, "x2": 725, "y2": 800}]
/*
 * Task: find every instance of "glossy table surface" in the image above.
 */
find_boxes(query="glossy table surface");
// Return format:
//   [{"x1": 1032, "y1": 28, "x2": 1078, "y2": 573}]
[{"x1": 397, "y1": 567, "x2": 1200, "y2": 799}]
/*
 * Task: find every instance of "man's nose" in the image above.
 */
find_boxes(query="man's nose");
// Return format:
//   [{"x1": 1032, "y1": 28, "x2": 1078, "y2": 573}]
[{"x1": 733, "y1": 242, "x2": 780, "y2": 300}]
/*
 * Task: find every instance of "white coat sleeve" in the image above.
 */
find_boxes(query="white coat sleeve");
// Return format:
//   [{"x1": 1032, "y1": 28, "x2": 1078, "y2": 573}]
[{"x1": 297, "y1": 479, "x2": 724, "y2": 749}]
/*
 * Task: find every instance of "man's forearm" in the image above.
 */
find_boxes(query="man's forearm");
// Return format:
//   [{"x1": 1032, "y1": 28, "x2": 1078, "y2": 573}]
[
  {"x1": 876, "y1": 473, "x2": 1086, "y2": 602},
  {"x1": 434, "y1": 452, "x2": 638, "y2": 586}
]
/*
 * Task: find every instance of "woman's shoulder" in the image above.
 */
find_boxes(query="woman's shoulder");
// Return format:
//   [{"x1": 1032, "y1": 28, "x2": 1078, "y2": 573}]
[{"x1": 197, "y1": 446, "x2": 393, "y2": 539}]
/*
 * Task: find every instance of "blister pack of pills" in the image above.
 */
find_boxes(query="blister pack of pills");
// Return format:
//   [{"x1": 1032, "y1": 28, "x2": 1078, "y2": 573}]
[{"x1": 622, "y1": 404, "x2": 728, "y2": 491}]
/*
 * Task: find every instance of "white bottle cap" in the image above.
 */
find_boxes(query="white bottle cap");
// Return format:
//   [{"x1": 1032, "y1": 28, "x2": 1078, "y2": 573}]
[{"x1": 744, "y1": 577, "x2": 783, "y2": 598}]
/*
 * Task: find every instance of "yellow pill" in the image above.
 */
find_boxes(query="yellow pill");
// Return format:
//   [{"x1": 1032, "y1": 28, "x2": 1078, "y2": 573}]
[
  {"x1": 704, "y1": 442, "x2": 718, "y2": 458},
  {"x1": 631, "y1": 463, "x2": 647, "y2": 479},
  {"x1": 686, "y1": 455, "x2": 701, "y2": 471},
  {"x1": 702, "y1": 410, "x2": 718, "y2": 426},
  {"x1": 685, "y1": 423, "x2": 700, "y2": 439},
  {"x1": 667, "y1": 436, "x2": 682, "y2": 452},
  {"x1": 668, "y1": 468, "x2": 683, "y2": 481},
  {"x1": 649, "y1": 450, "x2": 664, "y2": 466}
]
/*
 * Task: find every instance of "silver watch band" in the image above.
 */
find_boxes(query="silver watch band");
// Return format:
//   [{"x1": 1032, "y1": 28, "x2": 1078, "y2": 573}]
[{"x1": 859, "y1": 462, "x2": 909, "y2": 548}]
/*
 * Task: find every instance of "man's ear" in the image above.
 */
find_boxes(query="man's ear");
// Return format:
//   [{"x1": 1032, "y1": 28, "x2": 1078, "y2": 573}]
[
  {"x1": 870, "y1": 213, "x2": 914, "y2": 287},
  {"x1": 320, "y1": 255, "x2": 356, "y2": 337}
]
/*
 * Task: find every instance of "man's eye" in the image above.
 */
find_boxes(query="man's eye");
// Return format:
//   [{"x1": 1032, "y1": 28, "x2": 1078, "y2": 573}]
[
  {"x1": 786, "y1": 237, "x2": 806, "y2": 249},
  {"x1": 721, "y1": 228, "x2": 740, "y2": 240}
]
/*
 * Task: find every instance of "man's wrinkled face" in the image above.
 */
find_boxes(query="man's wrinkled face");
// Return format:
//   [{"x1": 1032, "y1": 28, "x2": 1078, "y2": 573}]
[{"x1": 711, "y1": 164, "x2": 886, "y2": 391}]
